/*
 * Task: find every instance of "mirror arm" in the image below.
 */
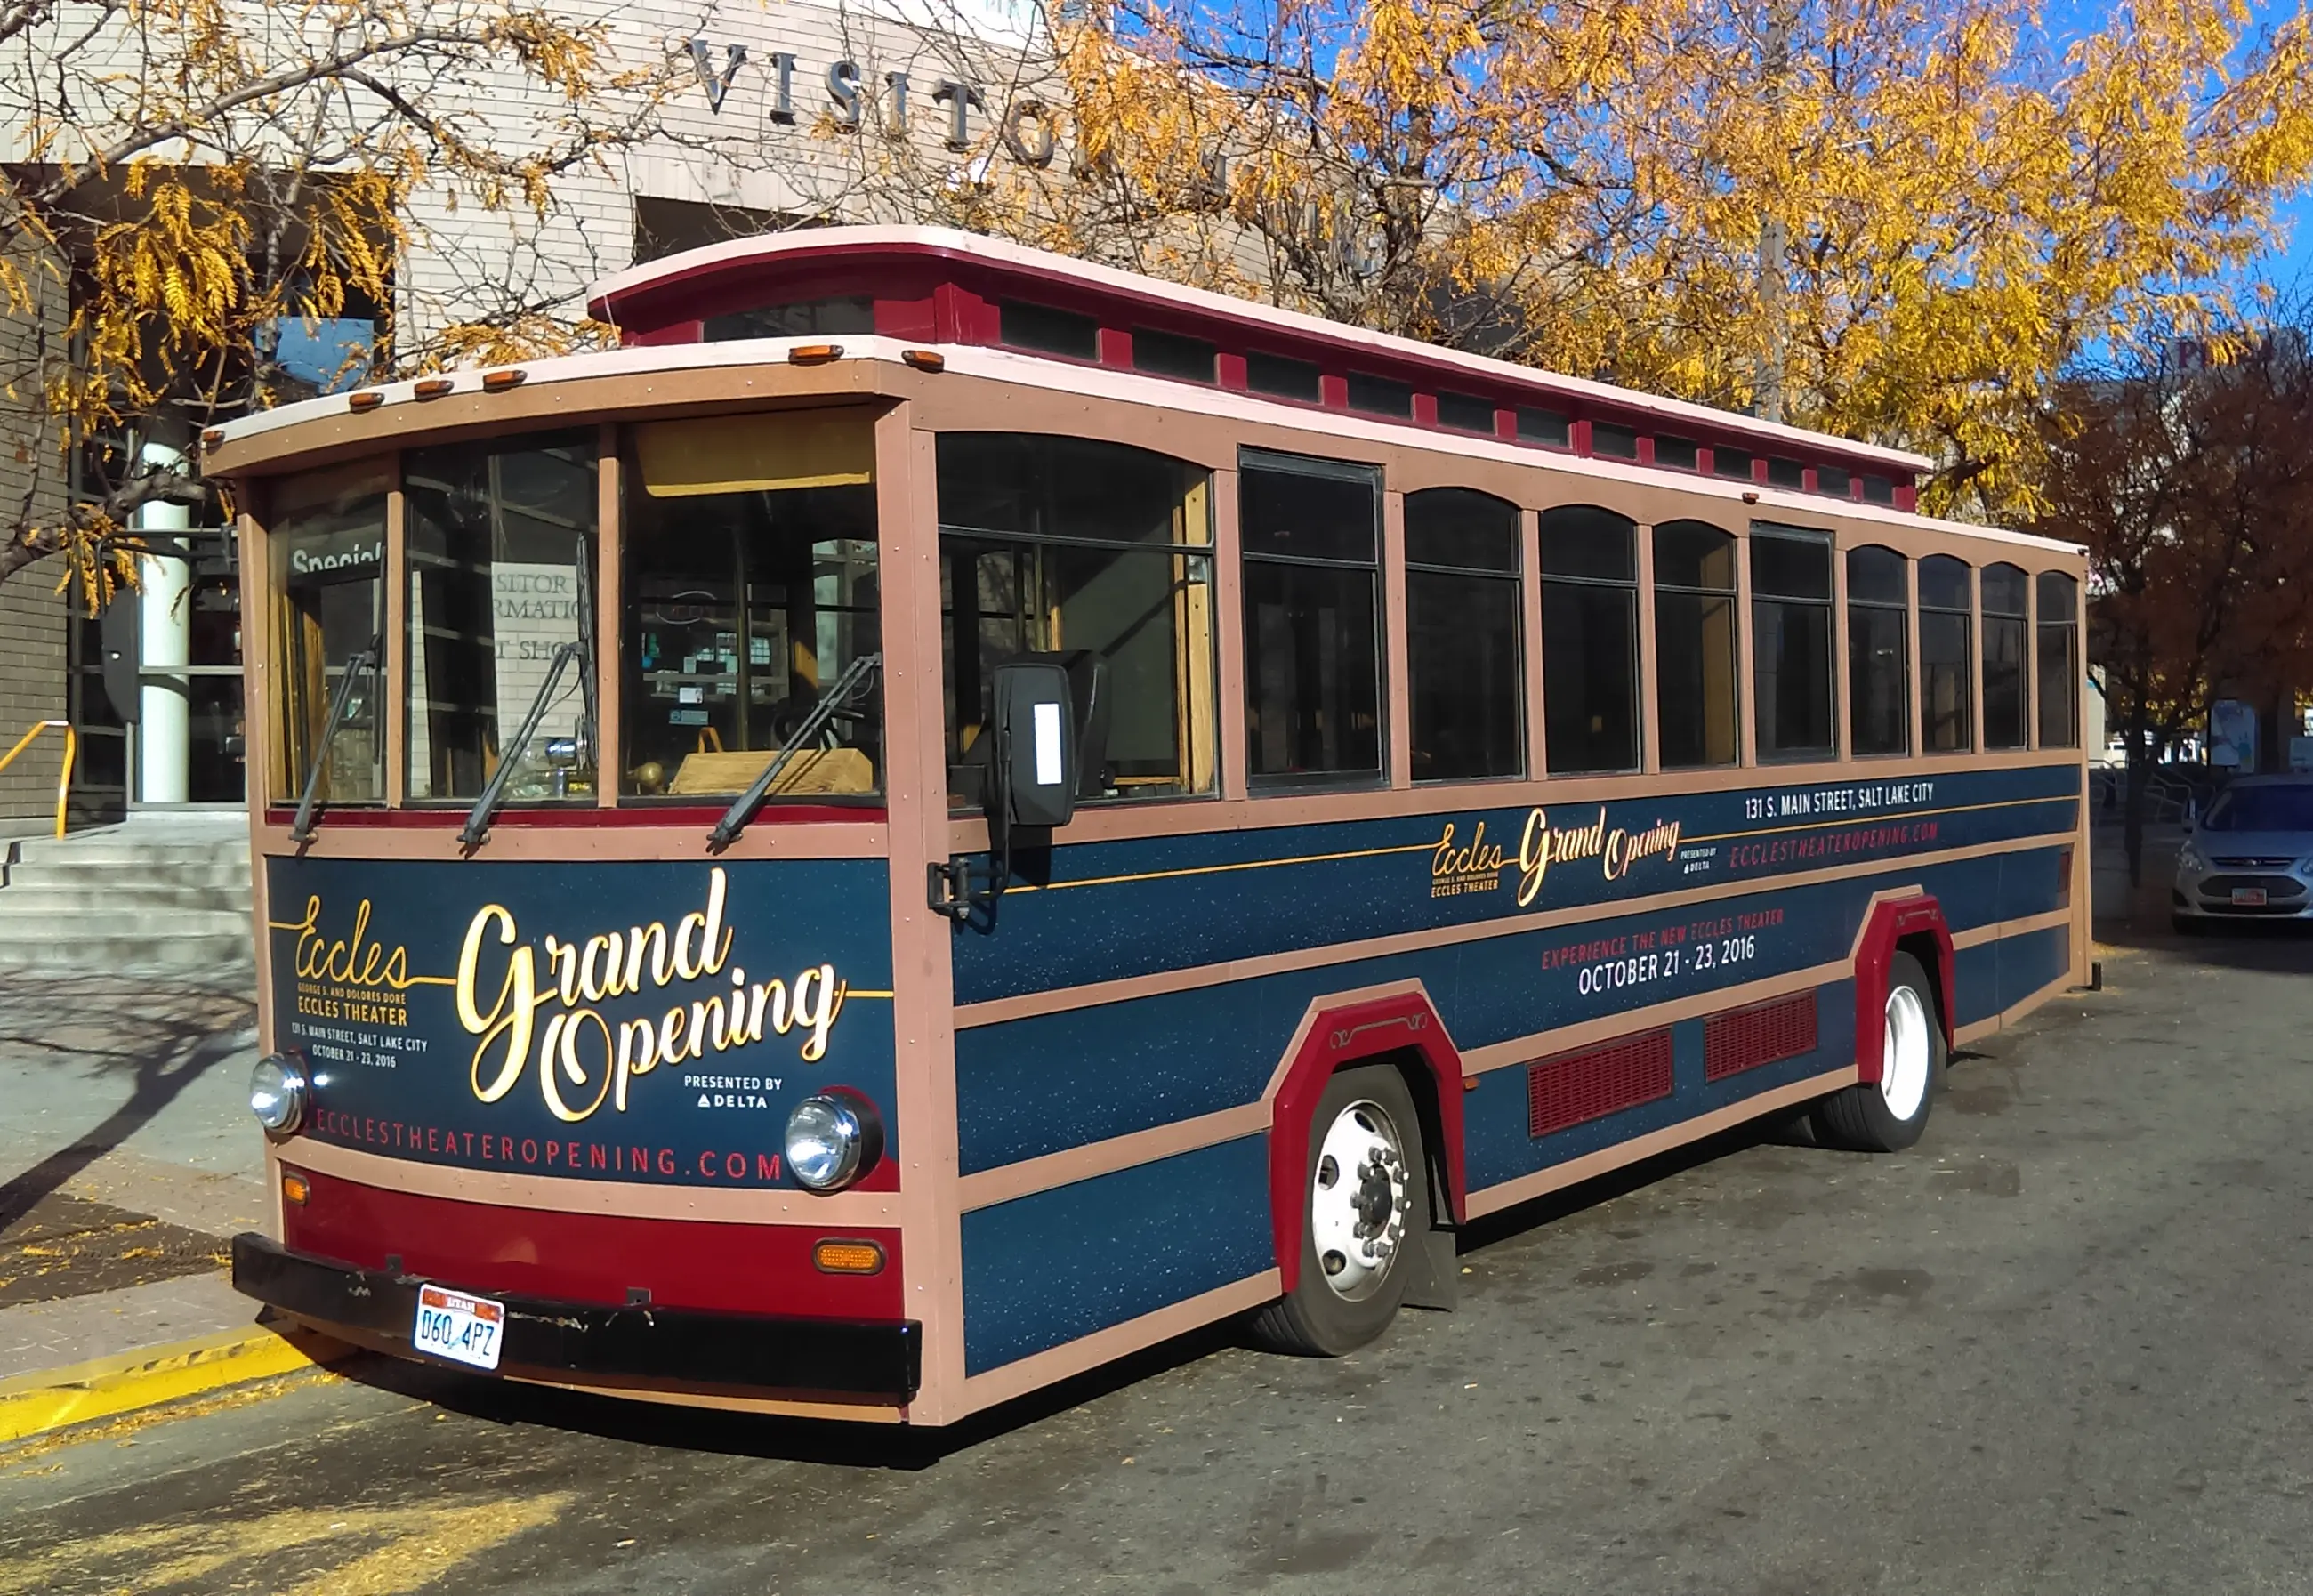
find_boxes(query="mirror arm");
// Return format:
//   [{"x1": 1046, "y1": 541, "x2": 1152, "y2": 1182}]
[{"x1": 288, "y1": 636, "x2": 381, "y2": 848}]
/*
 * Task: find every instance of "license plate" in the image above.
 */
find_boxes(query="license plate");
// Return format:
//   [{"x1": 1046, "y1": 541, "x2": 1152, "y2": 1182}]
[
  {"x1": 2233, "y1": 887, "x2": 2269, "y2": 907},
  {"x1": 411, "y1": 1284, "x2": 504, "y2": 1370}
]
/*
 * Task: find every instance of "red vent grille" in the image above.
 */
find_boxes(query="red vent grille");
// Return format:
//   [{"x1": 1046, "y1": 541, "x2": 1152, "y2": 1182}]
[
  {"x1": 1703, "y1": 993, "x2": 1818, "y2": 1081},
  {"x1": 1527, "y1": 1030, "x2": 1675, "y2": 1138}
]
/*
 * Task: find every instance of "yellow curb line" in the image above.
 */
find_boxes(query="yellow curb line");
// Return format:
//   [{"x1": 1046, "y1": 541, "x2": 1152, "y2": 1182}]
[{"x1": 0, "y1": 1315, "x2": 354, "y2": 1445}]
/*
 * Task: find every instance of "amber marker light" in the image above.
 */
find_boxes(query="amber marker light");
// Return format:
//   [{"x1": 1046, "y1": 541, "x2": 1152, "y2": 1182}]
[
  {"x1": 414, "y1": 377, "x2": 455, "y2": 399},
  {"x1": 281, "y1": 1170, "x2": 311, "y2": 1206},
  {"x1": 347, "y1": 390, "x2": 385, "y2": 411},
  {"x1": 1741, "y1": 489, "x2": 1761, "y2": 504},
  {"x1": 901, "y1": 348, "x2": 947, "y2": 372},
  {"x1": 813, "y1": 1238, "x2": 886, "y2": 1276},
  {"x1": 788, "y1": 343, "x2": 843, "y2": 365},
  {"x1": 201, "y1": 427, "x2": 224, "y2": 448},
  {"x1": 481, "y1": 367, "x2": 528, "y2": 391}
]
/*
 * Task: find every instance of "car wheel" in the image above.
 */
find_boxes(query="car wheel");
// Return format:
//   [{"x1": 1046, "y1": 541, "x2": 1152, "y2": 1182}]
[
  {"x1": 1814, "y1": 951, "x2": 1944, "y2": 1154},
  {"x1": 1250, "y1": 1064, "x2": 1430, "y2": 1357}
]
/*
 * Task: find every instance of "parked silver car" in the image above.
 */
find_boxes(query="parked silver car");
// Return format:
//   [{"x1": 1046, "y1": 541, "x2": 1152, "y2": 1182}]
[{"x1": 2172, "y1": 775, "x2": 2313, "y2": 929}]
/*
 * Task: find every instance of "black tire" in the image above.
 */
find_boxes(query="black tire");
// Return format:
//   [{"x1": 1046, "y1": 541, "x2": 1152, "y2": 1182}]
[
  {"x1": 1813, "y1": 951, "x2": 1945, "y2": 1153},
  {"x1": 1250, "y1": 1063, "x2": 1431, "y2": 1356}
]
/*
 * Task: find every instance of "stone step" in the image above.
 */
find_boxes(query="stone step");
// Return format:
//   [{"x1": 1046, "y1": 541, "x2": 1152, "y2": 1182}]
[
  {"x1": 0, "y1": 932, "x2": 254, "y2": 973},
  {"x1": 0, "y1": 885, "x2": 250, "y2": 915},
  {"x1": 0, "y1": 907, "x2": 254, "y2": 939},
  {"x1": 12, "y1": 842, "x2": 251, "y2": 869},
  {"x1": 3, "y1": 860, "x2": 251, "y2": 892}
]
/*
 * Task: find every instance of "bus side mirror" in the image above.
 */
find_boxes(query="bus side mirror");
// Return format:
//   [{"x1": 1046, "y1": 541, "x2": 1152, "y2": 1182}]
[{"x1": 989, "y1": 659, "x2": 1078, "y2": 828}]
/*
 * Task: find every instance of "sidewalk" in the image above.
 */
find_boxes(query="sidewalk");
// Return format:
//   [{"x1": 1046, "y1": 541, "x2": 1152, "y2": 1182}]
[{"x1": 0, "y1": 970, "x2": 341, "y2": 1436}]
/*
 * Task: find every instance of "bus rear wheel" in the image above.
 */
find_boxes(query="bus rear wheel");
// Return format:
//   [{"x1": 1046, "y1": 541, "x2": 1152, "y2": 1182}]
[
  {"x1": 1252, "y1": 1064, "x2": 1430, "y2": 1357},
  {"x1": 1813, "y1": 951, "x2": 1944, "y2": 1153}
]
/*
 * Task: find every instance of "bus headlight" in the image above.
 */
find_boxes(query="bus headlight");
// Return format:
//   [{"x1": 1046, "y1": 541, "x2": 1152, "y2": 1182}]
[
  {"x1": 249, "y1": 1052, "x2": 309, "y2": 1135},
  {"x1": 785, "y1": 1090, "x2": 883, "y2": 1192}
]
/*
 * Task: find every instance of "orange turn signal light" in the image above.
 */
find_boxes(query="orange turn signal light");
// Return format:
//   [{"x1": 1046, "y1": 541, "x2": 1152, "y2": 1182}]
[
  {"x1": 481, "y1": 367, "x2": 528, "y2": 391},
  {"x1": 901, "y1": 348, "x2": 947, "y2": 373},
  {"x1": 788, "y1": 343, "x2": 843, "y2": 365},
  {"x1": 413, "y1": 377, "x2": 455, "y2": 399},
  {"x1": 201, "y1": 427, "x2": 224, "y2": 448},
  {"x1": 812, "y1": 1238, "x2": 886, "y2": 1276},
  {"x1": 347, "y1": 390, "x2": 385, "y2": 412},
  {"x1": 281, "y1": 1170, "x2": 311, "y2": 1206}
]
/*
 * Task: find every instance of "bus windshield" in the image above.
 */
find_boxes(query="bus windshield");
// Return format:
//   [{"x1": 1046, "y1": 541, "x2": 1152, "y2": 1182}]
[{"x1": 620, "y1": 410, "x2": 882, "y2": 802}]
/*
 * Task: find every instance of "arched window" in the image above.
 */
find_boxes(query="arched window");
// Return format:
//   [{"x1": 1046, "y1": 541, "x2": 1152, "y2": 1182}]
[
  {"x1": 1981, "y1": 562, "x2": 2029, "y2": 750},
  {"x1": 1651, "y1": 520, "x2": 1738, "y2": 768},
  {"x1": 1847, "y1": 544, "x2": 1910, "y2": 756},
  {"x1": 1540, "y1": 506, "x2": 1639, "y2": 774},
  {"x1": 2036, "y1": 571, "x2": 2080, "y2": 748},
  {"x1": 1918, "y1": 555, "x2": 1972, "y2": 751},
  {"x1": 1406, "y1": 488, "x2": 1523, "y2": 781}
]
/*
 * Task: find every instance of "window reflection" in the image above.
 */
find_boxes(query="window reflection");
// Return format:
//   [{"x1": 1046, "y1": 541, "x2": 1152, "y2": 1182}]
[
  {"x1": 1242, "y1": 450, "x2": 1382, "y2": 785},
  {"x1": 1751, "y1": 525, "x2": 1835, "y2": 759},
  {"x1": 1848, "y1": 544, "x2": 1909, "y2": 756},
  {"x1": 406, "y1": 432, "x2": 599, "y2": 802},
  {"x1": 270, "y1": 467, "x2": 387, "y2": 803}
]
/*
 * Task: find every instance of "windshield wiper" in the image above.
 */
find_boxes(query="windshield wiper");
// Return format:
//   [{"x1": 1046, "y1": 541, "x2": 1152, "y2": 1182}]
[
  {"x1": 708, "y1": 651, "x2": 883, "y2": 850},
  {"x1": 459, "y1": 638, "x2": 592, "y2": 850},
  {"x1": 459, "y1": 539, "x2": 597, "y2": 851},
  {"x1": 289, "y1": 636, "x2": 381, "y2": 847}
]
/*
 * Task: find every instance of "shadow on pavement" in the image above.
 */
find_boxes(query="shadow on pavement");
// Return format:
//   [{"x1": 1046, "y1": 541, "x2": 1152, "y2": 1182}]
[
  {"x1": 0, "y1": 974, "x2": 254, "y2": 1229},
  {"x1": 2096, "y1": 916, "x2": 2313, "y2": 978},
  {"x1": 317, "y1": 1087, "x2": 1892, "y2": 1470}
]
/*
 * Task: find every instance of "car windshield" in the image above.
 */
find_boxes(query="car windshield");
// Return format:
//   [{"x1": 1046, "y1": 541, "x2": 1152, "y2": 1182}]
[{"x1": 2203, "y1": 785, "x2": 2313, "y2": 832}]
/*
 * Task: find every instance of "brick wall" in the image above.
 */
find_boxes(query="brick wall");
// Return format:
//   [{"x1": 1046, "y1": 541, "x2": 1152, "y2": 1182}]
[{"x1": 0, "y1": 244, "x2": 69, "y2": 833}]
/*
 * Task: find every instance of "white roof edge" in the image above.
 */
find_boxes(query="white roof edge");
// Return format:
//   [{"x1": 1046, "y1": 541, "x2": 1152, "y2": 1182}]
[
  {"x1": 208, "y1": 335, "x2": 2078, "y2": 559},
  {"x1": 586, "y1": 223, "x2": 1937, "y2": 475}
]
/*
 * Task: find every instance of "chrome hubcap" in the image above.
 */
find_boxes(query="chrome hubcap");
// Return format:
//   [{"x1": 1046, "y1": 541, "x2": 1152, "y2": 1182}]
[
  {"x1": 1310, "y1": 1099, "x2": 1409, "y2": 1302},
  {"x1": 1881, "y1": 984, "x2": 1931, "y2": 1121}
]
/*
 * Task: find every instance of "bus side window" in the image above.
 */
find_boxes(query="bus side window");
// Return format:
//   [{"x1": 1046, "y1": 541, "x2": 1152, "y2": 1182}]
[
  {"x1": 1405, "y1": 488, "x2": 1522, "y2": 783},
  {"x1": 937, "y1": 433, "x2": 1215, "y2": 807},
  {"x1": 1539, "y1": 505, "x2": 1639, "y2": 775},
  {"x1": 2036, "y1": 570, "x2": 2080, "y2": 748},
  {"x1": 620, "y1": 412, "x2": 882, "y2": 802},
  {"x1": 1652, "y1": 520, "x2": 1739, "y2": 769},
  {"x1": 1919, "y1": 554, "x2": 1974, "y2": 752},
  {"x1": 1749, "y1": 523, "x2": 1837, "y2": 761},
  {"x1": 268, "y1": 466, "x2": 390, "y2": 804},
  {"x1": 1981, "y1": 561, "x2": 2031, "y2": 750},
  {"x1": 1847, "y1": 544, "x2": 1911, "y2": 757},
  {"x1": 1238, "y1": 450, "x2": 1384, "y2": 787}
]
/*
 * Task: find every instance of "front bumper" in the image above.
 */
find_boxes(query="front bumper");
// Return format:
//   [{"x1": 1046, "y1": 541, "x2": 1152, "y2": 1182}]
[
  {"x1": 2172, "y1": 873, "x2": 2313, "y2": 918},
  {"x1": 232, "y1": 1233, "x2": 922, "y2": 1402}
]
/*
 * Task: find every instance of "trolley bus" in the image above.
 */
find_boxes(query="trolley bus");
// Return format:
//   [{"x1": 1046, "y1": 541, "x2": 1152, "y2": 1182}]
[{"x1": 214, "y1": 226, "x2": 2090, "y2": 1424}]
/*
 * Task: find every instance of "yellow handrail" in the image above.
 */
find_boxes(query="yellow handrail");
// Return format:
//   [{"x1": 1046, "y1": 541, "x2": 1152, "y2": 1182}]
[{"x1": 0, "y1": 719, "x2": 76, "y2": 840}]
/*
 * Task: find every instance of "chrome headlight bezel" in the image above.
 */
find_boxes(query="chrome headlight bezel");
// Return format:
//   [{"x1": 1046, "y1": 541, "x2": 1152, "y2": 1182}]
[
  {"x1": 2177, "y1": 841, "x2": 2210, "y2": 874},
  {"x1": 249, "y1": 1050, "x2": 310, "y2": 1136},
  {"x1": 784, "y1": 1089, "x2": 885, "y2": 1193}
]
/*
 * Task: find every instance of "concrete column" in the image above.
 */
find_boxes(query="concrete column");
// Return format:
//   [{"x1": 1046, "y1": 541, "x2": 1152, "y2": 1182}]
[{"x1": 135, "y1": 440, "x2": 192, "y2": 803}]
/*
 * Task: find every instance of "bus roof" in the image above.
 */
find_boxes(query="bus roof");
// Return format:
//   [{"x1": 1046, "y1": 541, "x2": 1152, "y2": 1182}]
[{"x1": 584, "y1": 224, "x2": 1935, "y2": 480}]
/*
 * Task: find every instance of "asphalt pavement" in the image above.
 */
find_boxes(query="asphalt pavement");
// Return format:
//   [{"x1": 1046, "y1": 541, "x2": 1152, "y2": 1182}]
[{"x1": 3, "y1": 917, "x2": 2310, "y2": 1593}]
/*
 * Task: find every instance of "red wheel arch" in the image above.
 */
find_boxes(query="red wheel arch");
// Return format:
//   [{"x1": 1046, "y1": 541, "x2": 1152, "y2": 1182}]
[
  {"x1": 1854, "y1": 896, "x2": 1954, "y2": 1084},
  {"x1": 1266, "y1": 988, "x2": 1468, "y2": 1294}
]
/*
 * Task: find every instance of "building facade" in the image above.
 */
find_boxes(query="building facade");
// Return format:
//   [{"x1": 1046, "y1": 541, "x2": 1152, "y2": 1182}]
[{"x1": 0, "y1": 0, "x2": 1101, "y2": 830}]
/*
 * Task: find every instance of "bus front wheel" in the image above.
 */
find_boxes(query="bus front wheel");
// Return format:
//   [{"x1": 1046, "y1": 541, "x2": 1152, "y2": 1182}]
[
  {"x1": 1814, "y1": 950, "x2": 1944, "y2": 1153},
  {"x1": 1252, "y1": 1063, "x2": 1430, "y2": 1357}
]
